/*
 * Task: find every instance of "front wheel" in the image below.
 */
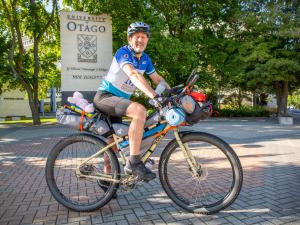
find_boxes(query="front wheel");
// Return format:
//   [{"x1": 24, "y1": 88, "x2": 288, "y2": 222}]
[{"x1": 159, "y1": 132, "x2": 243, "y2": 214}]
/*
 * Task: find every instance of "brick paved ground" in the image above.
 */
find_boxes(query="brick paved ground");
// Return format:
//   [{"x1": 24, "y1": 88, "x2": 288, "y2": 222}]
[{"x1": 0, "y1": 118, "x2": 300, "y2": 225}]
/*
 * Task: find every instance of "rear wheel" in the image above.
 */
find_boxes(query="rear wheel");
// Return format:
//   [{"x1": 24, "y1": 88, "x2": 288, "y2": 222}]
[
  {"x1": 159, "y1": 132, "x2": 243, "y2": 214},
  {"x1": 45, "y1": 133, "x2": 120, "y2": 212}
]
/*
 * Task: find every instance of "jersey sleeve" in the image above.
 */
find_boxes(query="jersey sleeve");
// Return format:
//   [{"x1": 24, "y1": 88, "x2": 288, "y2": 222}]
[
  {"x1": 145, "y1": 55, "x2": 156, "y2": 75},
  {"x1": 114, "y1": 48, "x2": 133, "y2": 69}
]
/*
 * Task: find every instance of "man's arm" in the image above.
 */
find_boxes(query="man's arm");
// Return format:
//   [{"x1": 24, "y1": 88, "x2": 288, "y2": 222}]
[
  {"x1": 123, "y1": 64, "x2": 157, "y2": 99},
  {"x1": 149, "y1": 72, "x2": 170, "y2": 89}
]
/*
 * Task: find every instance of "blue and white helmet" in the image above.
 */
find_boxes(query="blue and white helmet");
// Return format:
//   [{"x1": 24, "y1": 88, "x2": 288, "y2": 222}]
[{"x1": 127, "y1": 21, "x2": 150, "y2": 37}]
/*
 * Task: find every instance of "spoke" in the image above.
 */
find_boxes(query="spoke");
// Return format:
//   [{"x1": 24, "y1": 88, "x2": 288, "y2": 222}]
[{"x1": 167, "y1": 139, "x2": 235, "y2": 209}]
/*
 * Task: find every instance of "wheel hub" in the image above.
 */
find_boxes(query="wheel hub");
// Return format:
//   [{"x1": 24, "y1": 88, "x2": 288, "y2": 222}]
[{"x1": 194, "y1": 166, "x2": 208, "y2": 180}]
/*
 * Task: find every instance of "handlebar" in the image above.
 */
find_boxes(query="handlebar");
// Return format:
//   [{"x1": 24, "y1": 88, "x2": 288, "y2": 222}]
[
  {"x1": 186, "y1": 70, "x2": 199, "y2": 87},
  {"x1": 150, "y1": 70, "x2": 200, "y2": 109}
]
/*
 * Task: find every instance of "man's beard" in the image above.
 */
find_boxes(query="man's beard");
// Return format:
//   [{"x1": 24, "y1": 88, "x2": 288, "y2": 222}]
[{"x1": 129, "y1": 43, "x2": 144, "y2": 54}]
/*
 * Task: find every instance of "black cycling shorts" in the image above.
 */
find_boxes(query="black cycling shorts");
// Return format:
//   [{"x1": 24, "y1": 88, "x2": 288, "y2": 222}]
[{"x1": 93, "y1": 91, "x2": 132, "y2": 121}]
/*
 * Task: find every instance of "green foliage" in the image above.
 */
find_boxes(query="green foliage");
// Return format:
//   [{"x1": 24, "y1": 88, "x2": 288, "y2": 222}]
[
  {"x1": 43, "y1": 104, "x2": 52, "y2": 113},
  {"x1": 0, "y1": 1, "x2": 60, "y2": 98},
  {"x1": 220, "y1": 0, "x2": 300, "y2": 115},
  {"x1": 288, "y1": 89, "x2": 300, "y2": 108},
  {"x1": 219, "y1": 105, "x2": 270, "y2": 117},
  {"x1": 25, "y1": 40, "x2": 61, "y2": 99},
  {"x1": 0, "y1": 0, "x2": 60, "y2": 124}
]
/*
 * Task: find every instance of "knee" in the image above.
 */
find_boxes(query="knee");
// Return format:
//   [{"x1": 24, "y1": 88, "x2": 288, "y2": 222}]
[{"x1": 130, "y1": 103, "x2": 147, "y2": 121}]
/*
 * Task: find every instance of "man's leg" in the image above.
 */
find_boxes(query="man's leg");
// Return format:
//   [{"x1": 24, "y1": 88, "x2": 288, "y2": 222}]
[
  {"x1": 93, "y1": 92, "x2": 155, "y2": 181},
  {"x1": 98, "y1": 137, "x2": 118, "y2": 198},
  {"x1": 103, "y1": 138, "x2": 118, "y2": 174},
  {"x1": 125, "y1": 102, "x2": 156, "y2": 181},
  {"x1": 125, "y1": 102, "x2": 146, "y2": 155}
]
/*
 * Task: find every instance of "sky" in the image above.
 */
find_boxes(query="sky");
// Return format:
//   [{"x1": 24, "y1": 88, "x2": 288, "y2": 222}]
[{"x1": 46, "y1": 0, "x2": 63, "y2": 12}]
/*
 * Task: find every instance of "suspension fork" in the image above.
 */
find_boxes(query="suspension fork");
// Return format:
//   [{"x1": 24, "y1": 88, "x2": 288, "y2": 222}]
[{"x1": 174, "y1": 129, "x2": 199, "y2": 175}]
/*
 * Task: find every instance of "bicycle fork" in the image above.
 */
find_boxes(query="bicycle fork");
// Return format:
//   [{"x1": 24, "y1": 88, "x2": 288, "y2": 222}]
[{"x1": 174, "y1": 129, "x2": 200, "y2": 176}]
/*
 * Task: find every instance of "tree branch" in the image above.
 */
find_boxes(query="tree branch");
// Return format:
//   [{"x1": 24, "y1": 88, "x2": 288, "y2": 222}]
[
  {"x1": 1, "y1": 0, "x2": 19, "y2": 79},
  {"x1": 10, "y1": 0, "x2": 26, "y2": 76},
  {"x1": 37, "y1": 0, "x2": 58, "y2": 41}
]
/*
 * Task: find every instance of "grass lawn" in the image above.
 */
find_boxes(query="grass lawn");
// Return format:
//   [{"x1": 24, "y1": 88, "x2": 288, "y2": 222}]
[{"x1": 0, "y1": 117, "x2": 57, "y2": 125}]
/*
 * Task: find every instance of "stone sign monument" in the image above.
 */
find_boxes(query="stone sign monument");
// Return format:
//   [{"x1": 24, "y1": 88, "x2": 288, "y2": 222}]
[{"x1": 60, "y1": 11, "x2": 112, "y2": 103}]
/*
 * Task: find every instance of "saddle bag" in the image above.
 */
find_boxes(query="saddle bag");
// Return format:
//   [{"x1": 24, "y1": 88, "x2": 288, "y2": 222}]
[{"x1": 56, "y1": 105, "x2": 110, "y2": 135}]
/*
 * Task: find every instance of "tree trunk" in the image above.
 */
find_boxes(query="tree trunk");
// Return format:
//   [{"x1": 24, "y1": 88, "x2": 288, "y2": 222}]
[
  {"x1": 237, "y1": 88, "x2": 242, "y2": 109},
  {"x1": 275, "y1": 81, "x2": 289, "y2": 116},
  {"x1": 27, "y1": 88, "x2": 41, "y2": 125},
  {"x1": 21, "y1": 81, "x2": 41, "y2": 125},
  {"x1": 32, "y1": 38, "x2": 41, "y2": 125}
]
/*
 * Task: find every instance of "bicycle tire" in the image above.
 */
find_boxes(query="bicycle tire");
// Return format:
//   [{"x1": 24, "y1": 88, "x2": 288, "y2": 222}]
[
  {"x1": 45, "y1": 133, "x2": 120, "y2": 211},
  {"x1": 159, "y1": 132, "x2": 243, "y2": 214}
]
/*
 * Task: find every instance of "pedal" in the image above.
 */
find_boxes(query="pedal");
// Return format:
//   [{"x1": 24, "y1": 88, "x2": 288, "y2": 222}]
[
  {"x1": 124, "y1": 167, "x2": 132, "y2": 175},
  {"x1": 120, "y1": 174, "x2": 140, "y2": 192}
]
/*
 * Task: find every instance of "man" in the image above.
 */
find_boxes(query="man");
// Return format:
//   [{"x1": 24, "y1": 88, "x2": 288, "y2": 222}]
[{"x1": 93, "y1": 21, "x2": 169, "y2": 181}]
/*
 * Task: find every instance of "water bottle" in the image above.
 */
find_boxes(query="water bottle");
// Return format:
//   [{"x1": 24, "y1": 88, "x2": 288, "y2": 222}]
[
  {"x1": 145, "y1": 158, "x2": 155, "y2": 170},
  {"x1": 144, "y1": 111, "x2": 161, "y2": 127},
  {"x1": 120, "y1": 136, "x2": 155, "y2": 157}
]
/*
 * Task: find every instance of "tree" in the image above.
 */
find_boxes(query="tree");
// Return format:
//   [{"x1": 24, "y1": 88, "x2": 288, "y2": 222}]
[
  {"x1": 0, "y1": 0, "x2": 60, "y2": 125},
  {"x1": 228, "y1": 0, "x2": 300, "y2": 115}
]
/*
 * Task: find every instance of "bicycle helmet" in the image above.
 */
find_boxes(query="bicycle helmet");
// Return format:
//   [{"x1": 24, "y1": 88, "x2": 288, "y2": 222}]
[{"x1": 127, "y1": 21, "x2": 150, "y2": 37}]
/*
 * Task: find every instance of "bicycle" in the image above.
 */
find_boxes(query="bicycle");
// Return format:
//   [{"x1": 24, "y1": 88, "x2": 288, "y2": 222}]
[{"x1": 45, "y1": 72, "x2": 243, "y2": 214}]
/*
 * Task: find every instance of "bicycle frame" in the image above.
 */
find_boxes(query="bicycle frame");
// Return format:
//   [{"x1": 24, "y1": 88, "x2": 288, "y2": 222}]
[{"x1": 75, "y1": 121, "x2": 200, "y2": 184}]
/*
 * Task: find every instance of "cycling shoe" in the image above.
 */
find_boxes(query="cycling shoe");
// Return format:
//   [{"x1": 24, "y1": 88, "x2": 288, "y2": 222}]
[{"x1": 125, "y1": 161, "x2": 156, "y2": 182}]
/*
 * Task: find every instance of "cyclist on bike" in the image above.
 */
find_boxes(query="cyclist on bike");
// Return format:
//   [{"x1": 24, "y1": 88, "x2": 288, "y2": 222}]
[{"x1": 93, "y1": 21, "x2": 169, "y2": 182}]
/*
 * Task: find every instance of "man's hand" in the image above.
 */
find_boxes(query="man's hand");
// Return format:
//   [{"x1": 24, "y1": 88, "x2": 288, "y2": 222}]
[{"x1": 152, "y1": 95, "x2": 168, "y2": 108}]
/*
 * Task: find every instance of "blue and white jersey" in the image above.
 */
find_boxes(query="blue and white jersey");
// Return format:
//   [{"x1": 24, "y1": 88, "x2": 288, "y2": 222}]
[{"x1": 99, "y1": 45, "x2": 156, "y2": 99}]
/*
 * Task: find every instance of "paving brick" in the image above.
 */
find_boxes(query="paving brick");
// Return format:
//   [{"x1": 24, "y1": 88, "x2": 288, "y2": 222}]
[
  {"x1": 140, "y1": 214, "x2": 161, "y2": 222},
  {"x1": 116, "y1": 220, "x2": 129, "y2": 225},
  {"x1": 20, "y1": 214, "x2": 36, "y2": 225},
  {"x1": 206, "y1": 218, "x2": 230, "y2": 225},
  {"x1": 103, "y1": 215, "x2": 126, "y2": 223},
  {"x1": 56, "y1": 215, "x2": 68, "y2": 225},
  {"x1": 159, "y1": 212, "x2": 175, "y2": 223},
  {"x1": 7, "y1": 216, "x2": 23, "y2": 225},
  {"x1": 133, "y1": 207, "x2": 146, "y2": 217},
  {"x1": 90, "y1": 214, "x2": 103, "y2": 224},
  {"x1": 125, "y1": 213, "x2": 139, "y2": 224},
  {"x1": 1, "y1": 121, "x2": 300, "y2": 225},
  {"x1": 96, "y1": 222, "x2": 115, "y2": 225},
  {"x1": 167, "y1": 219, "x2": 192, "y2": 225},
  {"x1": 69, "y1": 216, "x2": 91, "y2": 223},
  {"x1": 113, "y1": 209, "x2": 134, "y2": 217},
  {"x1": 243, "y1": 216, "x2": 266, "y2": 225},
  {"x1": 79, "y1": 220, "x2": 92, "y2": 225},
  {"x1": 225, "y1": 216, "x2": 246, "y2": 225}
]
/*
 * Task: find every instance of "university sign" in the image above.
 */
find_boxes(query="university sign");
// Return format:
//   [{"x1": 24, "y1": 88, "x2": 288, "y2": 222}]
[{"x1": 60, "y1": 11, "x2": 112, "y2": 102}]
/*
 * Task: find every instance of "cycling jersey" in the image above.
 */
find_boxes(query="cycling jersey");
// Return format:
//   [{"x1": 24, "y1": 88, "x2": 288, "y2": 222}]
[{"x1": 99, "y1": 45, "x2": 156, "y2": 99}]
